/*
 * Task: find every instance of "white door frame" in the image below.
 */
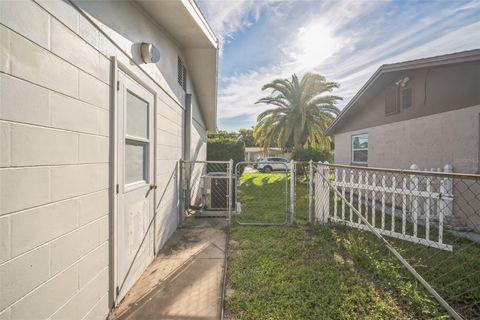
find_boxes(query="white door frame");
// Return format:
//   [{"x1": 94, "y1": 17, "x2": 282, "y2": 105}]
[{"x1": 109, "y1": 58, "x2": 157, "y2": 306}]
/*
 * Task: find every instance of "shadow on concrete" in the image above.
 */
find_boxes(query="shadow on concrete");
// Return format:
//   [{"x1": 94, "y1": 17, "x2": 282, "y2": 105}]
[{"x1": 109, "y1": 218, "x2": 226, "y2": 320}]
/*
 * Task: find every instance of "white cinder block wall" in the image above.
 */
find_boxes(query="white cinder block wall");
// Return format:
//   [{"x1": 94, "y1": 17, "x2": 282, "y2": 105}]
[{"x1": 0, "y1": 0, "x2": 208, "y2": 319}]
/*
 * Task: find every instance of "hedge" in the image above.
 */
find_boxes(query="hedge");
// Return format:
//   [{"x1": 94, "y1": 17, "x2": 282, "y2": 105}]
[{"x1": 207, "y1": 136, "x2": 245, "y2": 172}]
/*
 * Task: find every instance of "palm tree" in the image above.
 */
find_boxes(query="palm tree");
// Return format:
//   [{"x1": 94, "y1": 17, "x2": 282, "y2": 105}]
[{"x1": 253, "y1": 73, "x2": 341, "y2": 151}]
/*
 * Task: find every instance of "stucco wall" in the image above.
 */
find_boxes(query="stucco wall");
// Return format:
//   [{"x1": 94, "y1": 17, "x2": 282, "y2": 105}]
[
  {"x1": 0, "y1": 0, "x2": 208, "y2": 319},
  {"x1": 334, "y1": 105, "x2": 480, "y2": 173},
  {"x1": 333, "y1": 61, "x2": 480, "y2": 135}
]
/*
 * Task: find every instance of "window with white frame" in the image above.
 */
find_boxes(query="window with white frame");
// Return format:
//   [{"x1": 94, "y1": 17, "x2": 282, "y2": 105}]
[{"x1": 352, "y1": 134, "x2": 368, "y2": 164}]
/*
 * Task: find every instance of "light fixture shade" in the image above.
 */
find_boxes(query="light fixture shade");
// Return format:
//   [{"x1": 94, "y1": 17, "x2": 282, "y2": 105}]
[{"x1": 140, "y1": 42, "x2": 160, "y2": 64}]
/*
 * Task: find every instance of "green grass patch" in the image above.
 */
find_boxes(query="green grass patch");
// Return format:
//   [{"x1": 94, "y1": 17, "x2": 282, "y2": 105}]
[
  {"x1": 226, "y1": 172, "x2": 480, "y2": 319},
  {"x1": 234, "y1": 172, "x2": 289, "y2": 224}
]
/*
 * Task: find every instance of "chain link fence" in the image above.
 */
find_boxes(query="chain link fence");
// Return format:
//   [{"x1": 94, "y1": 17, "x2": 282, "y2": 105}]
[
  {"x1": 180, "y1": 160, "x2": 232, "y2": 221},
  {"x1": 233, "y1": 161, "x2": 290, "y2": 225},
  {"x1": 314, "y1": 162, "x2": 480, "y2": 319}
]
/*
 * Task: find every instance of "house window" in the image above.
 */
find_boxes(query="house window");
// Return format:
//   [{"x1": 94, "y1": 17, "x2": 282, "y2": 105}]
[
  {"x1": 177, "y1": 56, "x2": 187, "y2": 91},
  {"x1": 352, "y1": 134, "x2": 368, "y2": 164}
]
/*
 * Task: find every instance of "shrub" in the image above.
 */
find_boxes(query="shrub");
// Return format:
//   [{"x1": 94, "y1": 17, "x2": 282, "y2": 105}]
[
  {"x1": 207, "y1": 134, "x2": 245, "y2": 173},
  {"x1": 291, "y1": 148, "x2": 333, "y2": 163},
  {"x1": 292, "y1": 148, "x2": 333, "y2": 179}
]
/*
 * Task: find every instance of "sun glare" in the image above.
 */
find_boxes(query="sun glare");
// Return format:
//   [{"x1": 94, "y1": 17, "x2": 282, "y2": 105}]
[{"x1": 295, "y1": 23, "x2": 340, "y2": 69}]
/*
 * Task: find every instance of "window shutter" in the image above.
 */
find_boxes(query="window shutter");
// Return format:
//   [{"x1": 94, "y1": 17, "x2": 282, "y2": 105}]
[
  {"x1": 402, "y1": 87, "x2": 412, "y2": 109},
  {"x1": 182, "y1": 65, "x2": 187, "y2": 91},
  {"x1": 385, "y1": 86, "x2": 399, "y2": 115},
  {"x1": 177, "y1": 56, "x2": 183, "y2": 87}
]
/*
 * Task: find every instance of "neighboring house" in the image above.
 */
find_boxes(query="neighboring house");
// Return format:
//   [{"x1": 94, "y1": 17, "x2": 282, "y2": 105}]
[
  {"x1": 245, "y1": 147, "x2": 290, "y2": 162},
  {"x1": 326, "y1": 49, "x2": 480, "y2": 174},
  {"x1": 0, "y1": 1, "x2": 217, "y2": 319}
]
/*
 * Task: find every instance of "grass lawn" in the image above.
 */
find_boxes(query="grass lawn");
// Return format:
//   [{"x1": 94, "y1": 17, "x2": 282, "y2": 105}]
[{"x1": 226, "y1": 172, "x2": 480, "y2": 319}]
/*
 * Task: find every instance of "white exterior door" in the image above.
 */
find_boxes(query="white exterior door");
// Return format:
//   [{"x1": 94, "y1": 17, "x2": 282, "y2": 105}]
[{"x1": 116, "y1": 71, "x2": 155, "y2": 302}]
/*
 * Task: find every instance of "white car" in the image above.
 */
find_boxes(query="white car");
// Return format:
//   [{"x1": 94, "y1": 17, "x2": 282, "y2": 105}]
[{"x1": 257, "y1": 157, "x2": 290, "y2": 173}]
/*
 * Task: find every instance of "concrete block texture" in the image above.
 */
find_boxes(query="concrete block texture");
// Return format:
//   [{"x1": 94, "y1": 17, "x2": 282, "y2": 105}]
[
  {"x1": 9, "y1": 265, "x2": 78, "y2": 320},
  {"x1": 78, "y1": 242, "x2": 108, "y2": 287},
  {"x1": 0, "y1": 245, "x2": 51, "y2": 310},
  {"x1": 78, "y1": 190, "x2": 109, "y2": 226},
  {"x1": 35, "y1": 0, "x2": 79, "y2": 33},
  {"x1": 83, "y1": 292, "x2": 109, "y2": 320},
  {"x1": 79, "y1": 70, "x2": 110, "y2": 110},
  {"x1": 51, "y1": 268, "x2": 109, "y2": 320},
  {"x1": 50, "y1": 163, "x2": 108, "y2": 201},
  {"x1": 8, "y1": 25, "x2": 79, "y2": 97},
  {"x1": 0, "y1": 167, "x2": 50, "y2": 215},
  {"x1": 50, "y1": 92, "x2": 100, "y2": 135},
  {"x1": 51, "y1": 19, "x2": 109, "y2": 83},
  {"x1": 0, "y1": 123, "x2": 11, "y2": 167},
  {"x1": 79, "y1": 135, "x2": 109, "y2": 163},
  {"x1": 10, "y1": 199, "x2": 78, "y2": 257},
  {"x1": 0, "y1": 73, "x2": 50, "y2": 127},
  {"x1": 0, "y1": 27, "x2": 10, "y2": 73},
  {"x1": 50, "y1": 218, "x2": 103, "y2": 275},
  {"x1": 0, "y1": 307, "x2": 11, "y2": 320},
  {"x1": 0, "y1": 216, "x2": 10, "y2": 263},
  {"x1": 10, "y1": 123, "x2": 79, "y2": 166},
  {"x1": 0, "y1": 0, "x2": 50, "y2": 49}
]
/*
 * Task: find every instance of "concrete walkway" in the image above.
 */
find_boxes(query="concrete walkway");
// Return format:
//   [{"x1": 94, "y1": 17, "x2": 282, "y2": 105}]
[{"x1": 109, "y1": 218, "x2": 227, "y2": 320}]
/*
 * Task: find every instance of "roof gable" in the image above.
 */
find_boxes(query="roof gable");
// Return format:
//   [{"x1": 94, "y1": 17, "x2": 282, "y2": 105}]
[{"x1": 326, "y1": 49, "x2": 480, "y2": 135}]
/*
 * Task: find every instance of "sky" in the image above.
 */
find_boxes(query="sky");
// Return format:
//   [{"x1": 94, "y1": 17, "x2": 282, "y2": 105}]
[{"x1": 196, "y1": 0, "x2": 480, "y2": 132}]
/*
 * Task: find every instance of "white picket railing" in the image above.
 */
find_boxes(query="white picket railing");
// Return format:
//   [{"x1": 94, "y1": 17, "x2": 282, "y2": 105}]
[{"x1": 315, "y1": 162, "x2": 454, "y2": 251}]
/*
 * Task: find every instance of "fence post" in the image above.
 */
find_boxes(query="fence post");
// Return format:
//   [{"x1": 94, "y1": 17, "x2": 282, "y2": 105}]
[
  {"x1": 409, "y1": 164, "x2": 419, "y2": 237},
  {"x1": 315, "y1": 161, "x2": 322, "y2": 223},
  {"x1": 290, "y1": 160, "x2": 295, "y2": 225},
  {"x1": 442, "y1": 163, "x2": 453, "y2": 216},
  {"x1": 308, "y1": 160, "x2": 313, "y2": 224},
  {"x1": 438, "y1": 163, "x2": 453, "y2": 244},
  {"x1": 228, "y1": 159, "x2": 234, "y2": 226},
  {"x1": 317, "y1": 161, "x2": 330, "y2": 224}
]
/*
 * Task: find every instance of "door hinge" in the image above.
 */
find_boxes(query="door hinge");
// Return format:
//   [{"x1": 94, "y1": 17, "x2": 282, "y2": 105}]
[
  {"x1": 116, "y1": 286, "x2": 119, "y2": 297},
  {"x1": 116, "y1": 80, "x2": 120, "y2": 91},
  {"x1": 116, "y1": 184, "x2": 119, "y2": 194}
]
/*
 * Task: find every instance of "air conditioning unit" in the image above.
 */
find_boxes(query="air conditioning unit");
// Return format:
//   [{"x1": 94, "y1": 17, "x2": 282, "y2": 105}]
[{"x1": 201, "y1": 172, "x2": 235, "y2": 211}]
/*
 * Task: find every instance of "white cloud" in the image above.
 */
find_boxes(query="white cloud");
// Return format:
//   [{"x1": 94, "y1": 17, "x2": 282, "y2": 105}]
[
  {"x1": 199, "y1": 0, "x2": 480, "y2": 131},
  {"x1": 197, "y1": 0, "x2": 287, "y2": 53}
]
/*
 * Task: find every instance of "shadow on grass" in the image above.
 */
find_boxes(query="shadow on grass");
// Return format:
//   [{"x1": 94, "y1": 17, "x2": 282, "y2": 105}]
[{"x1": 227, "y1": 175, "x2": 480, "y2": 319}]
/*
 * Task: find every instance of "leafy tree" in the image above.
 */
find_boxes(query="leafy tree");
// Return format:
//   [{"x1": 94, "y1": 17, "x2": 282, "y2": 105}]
[
  {"x1": 238, "y1": 128, "x2": 256, "y2": 147},
  {"x1": 254, "y1": 73, "x2": 341, "y2": 152}
]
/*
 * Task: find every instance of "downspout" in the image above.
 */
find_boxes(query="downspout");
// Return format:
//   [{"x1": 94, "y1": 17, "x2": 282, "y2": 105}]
[
  {"x1": 180, "y1": 94, "x2": 192, "y2": 225},
  {"x1": 184, "y1": 94, "x2": 192, "y2": 162}
]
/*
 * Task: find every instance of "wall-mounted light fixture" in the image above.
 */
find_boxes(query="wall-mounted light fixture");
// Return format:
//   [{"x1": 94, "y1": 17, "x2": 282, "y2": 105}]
[
  {"x1": 395, "y1": 76, "x2": 411, "y2": 87},
  {"x1": 140, "y1": 42, "x2": 160, "y2": 64}
]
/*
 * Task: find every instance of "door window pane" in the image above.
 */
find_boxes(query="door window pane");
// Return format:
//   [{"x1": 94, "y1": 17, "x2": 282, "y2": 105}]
[
  {"x1": 125, "y1": 141, "x2": 147, "y2": 184},
  {"x1": 126, "y1": 91, "x2": 149, "y2": 138}
]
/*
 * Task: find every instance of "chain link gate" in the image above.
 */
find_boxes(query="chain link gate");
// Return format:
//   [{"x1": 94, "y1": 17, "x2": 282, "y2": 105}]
[
  {"x1": 233, "y1": 161, "x2": 292, "y2": 225},
  {"x1": 179, "y1": 160, "x2": 233, "y2": 223}
]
